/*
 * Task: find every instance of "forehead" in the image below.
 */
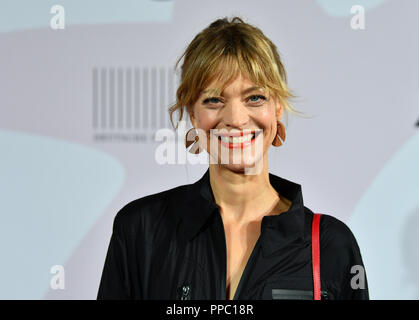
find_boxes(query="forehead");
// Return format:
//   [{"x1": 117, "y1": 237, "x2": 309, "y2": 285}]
[
  {"x1": 201, "y1": 73, "x2": 266, "y2": 97},
  {"x1": 202, "y1": 86, "x2": 265, "y2": 98}
]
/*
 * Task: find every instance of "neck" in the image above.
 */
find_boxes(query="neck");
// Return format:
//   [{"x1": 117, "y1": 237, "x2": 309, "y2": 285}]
[{"x1": 208, "y1": 157, "x2": 281, "y2": 223}]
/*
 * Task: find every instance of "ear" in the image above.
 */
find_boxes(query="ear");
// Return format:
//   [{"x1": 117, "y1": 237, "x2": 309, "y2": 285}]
[
  {"x1": 275, "y1": 99, "x2": 283, "y2": 122},
  {"x1": 188, "y1": 107, "x2": 197, "y2": 128}
]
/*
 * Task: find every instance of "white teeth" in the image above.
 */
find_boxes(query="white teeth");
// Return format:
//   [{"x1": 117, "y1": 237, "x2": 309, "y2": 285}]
[{"x1": 220, "y1": 133, "x2": 254, "y2": 143}]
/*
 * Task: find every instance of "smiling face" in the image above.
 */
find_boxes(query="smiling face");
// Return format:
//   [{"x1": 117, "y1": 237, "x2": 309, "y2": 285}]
[{"x1": 189, "y1": 71, "x2": 283, "y2": 173}]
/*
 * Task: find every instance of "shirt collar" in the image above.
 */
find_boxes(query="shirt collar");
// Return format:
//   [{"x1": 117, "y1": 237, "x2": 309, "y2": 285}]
[{"x1": 175, "y1": 168, "x2": 307, "y2": 257}]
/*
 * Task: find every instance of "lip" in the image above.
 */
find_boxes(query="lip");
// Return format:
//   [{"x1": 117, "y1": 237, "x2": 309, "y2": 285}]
[
  {"x1": 214, "y1": 129, "x2": 261, "y2": 137},
  {"x1": 215, "y1": 130, "x2": 262, "y2": 149}
]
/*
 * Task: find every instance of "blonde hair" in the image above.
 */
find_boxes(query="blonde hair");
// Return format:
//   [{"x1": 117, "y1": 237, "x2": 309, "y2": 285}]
[{"x1": 169, "y1": 16, "x2": 306, "y2": 131}]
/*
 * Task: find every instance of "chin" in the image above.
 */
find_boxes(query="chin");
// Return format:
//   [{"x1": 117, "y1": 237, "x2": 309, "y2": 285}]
[{"x1": 214, "y1": 153, "x2": 264, "y2": 174}]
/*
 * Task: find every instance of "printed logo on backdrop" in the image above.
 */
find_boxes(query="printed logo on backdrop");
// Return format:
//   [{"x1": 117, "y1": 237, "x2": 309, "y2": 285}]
[{"x1": 92, "y1": 66, "x2": 180, "y2": 143}]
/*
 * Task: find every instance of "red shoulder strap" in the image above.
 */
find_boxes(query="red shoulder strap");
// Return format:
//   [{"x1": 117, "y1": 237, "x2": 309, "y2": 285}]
[{"x1": 312, "y1": 213, "x2": 322, "y2": 300}]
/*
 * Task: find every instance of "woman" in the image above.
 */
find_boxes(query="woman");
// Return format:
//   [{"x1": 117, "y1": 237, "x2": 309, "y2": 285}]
[{"x1": 97, "y1": 16, "x2": 369, "y2": 300}]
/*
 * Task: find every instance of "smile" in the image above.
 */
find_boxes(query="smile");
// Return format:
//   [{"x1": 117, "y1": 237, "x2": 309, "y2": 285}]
[{"x1": 215, "y1": 130, "x2": 261, "y2": 149}]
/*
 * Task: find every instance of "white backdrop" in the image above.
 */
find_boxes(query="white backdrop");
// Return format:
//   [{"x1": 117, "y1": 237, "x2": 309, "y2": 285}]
[{"x1": 0, "y1": 0, "x2": 418, "y2": 299}]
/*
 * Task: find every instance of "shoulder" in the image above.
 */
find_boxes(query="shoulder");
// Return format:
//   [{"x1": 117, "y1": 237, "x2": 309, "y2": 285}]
[
  {"x1": 314, "y1": 213, "x2": 365, "y2": 279},
  {"x1": 112, "y1": 183, "x2": 191, "y2": 238},
  {"x1": 304, "y1": 209, "x2": 363, "y2": 264},
  {"x1": 304, "y1": 209, "x2": 358, "y2": 249},
  {"x1": 315, "y1": 213, "x2": 369, "y2": 298},
  {"x1": 317, "y1": 213, "x2": 360, "y2": 254}
]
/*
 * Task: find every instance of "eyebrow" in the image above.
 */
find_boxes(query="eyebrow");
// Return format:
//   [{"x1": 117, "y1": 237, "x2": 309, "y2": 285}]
[{"x1": 202, "y1": 86, "x2": 265, "y2": 96}]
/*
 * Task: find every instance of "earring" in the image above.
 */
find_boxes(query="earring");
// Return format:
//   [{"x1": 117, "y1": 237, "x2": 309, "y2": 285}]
[
  {"x1": 272, "y1": 121, "x2": 286, "y2": 147},
  {"x1": 185, "y1": 127, "x2": 202, "y2": 154}
]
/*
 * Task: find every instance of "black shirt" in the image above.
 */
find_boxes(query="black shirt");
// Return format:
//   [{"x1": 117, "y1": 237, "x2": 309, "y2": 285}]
[{"x1": 97, "y1": 168, "x2": 369, "y2": 300}]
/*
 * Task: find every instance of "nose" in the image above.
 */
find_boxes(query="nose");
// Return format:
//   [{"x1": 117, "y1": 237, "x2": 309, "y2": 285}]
[{"x1": 221, "y1": 100, "x2": 249, "y2": 129}]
